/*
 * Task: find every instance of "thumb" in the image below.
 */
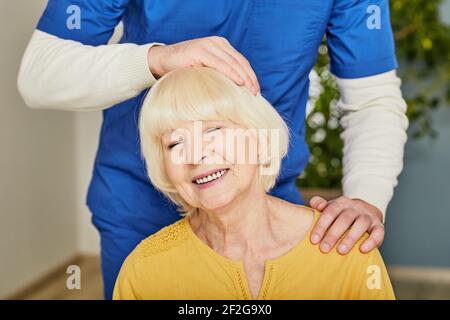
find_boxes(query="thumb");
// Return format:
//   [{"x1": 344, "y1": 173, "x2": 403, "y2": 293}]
[{"x1": 309, "y1": 196, "x2": 328, "y2": 211}]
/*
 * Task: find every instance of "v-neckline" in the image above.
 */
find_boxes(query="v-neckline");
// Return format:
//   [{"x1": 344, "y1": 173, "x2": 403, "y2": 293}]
[{"x1": 183, "y1": 206, "x2": 318, "y2": 300}]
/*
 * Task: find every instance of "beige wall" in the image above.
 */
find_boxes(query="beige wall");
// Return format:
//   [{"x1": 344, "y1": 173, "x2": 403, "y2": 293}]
[
  {"x1": 74, "y1": 112, "x2": 101, "y2": 256},
  {"x1": 0, "y1": 1, "x2": 105, "y2": 298}
]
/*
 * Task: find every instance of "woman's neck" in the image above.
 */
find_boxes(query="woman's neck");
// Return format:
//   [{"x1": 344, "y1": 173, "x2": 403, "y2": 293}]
[{"x1": 189, "y1": 187, "x2": 284, "y2": 259}]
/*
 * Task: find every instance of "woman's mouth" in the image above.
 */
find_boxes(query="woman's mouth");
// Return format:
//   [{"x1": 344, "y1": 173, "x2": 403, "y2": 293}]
[{"x1": 192, "y1": 168, "x2": 230, "y2": 189}]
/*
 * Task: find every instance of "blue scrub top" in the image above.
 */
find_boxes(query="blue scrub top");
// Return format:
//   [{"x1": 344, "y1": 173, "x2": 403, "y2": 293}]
[{"x1": 36, "y1": 0, "x2": 397, "y2": 230}]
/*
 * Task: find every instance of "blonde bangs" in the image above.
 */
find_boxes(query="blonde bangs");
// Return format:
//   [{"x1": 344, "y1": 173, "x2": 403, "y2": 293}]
[{"x1": 140, "y1": 67, "x2": 247, "y2": 141}]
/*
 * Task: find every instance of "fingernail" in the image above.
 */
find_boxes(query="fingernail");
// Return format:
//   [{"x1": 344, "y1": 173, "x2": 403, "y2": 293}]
[
  {"x1": 361, "y1": 243, "x2": 369, "y2": 252},
  {"x1": 338, "y1": 244, "x2": 347, "y2": 253},
  {"x1": 251, "y1": 85, "x2": 257, "y2": 95},
  {"x1": 320, "y1": 242, "x2": 330, "y2": 252},
  {"x1": 311, "y1": 233, "x2": 320, "y2": 244}
]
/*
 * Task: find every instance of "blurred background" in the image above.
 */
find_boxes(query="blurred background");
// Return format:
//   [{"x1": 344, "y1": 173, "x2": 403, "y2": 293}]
[{"x1": 1, "y1": 0, "x2": 449, "y2": 299}]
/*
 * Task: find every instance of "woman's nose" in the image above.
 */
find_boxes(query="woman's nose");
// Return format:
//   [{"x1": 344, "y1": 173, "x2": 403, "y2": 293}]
[
  {"x1": 192, "y1": 154, "x2": 207, "y2": 165},
  {"x1": 188, "y1": 125, "x2": 225, "y2": 164},
  {"x1": 191, "y1": 138, "x2": 215, "y2": 164}
]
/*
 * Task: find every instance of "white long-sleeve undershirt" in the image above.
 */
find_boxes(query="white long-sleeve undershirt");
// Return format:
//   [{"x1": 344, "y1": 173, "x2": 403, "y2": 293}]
[
  {"x1": 17, "y1": 29, "x2": 409, "y2": 219},
  {"x1": 17, "y1": 29, "x2": 165, "y2": 111},
  {"x1": 335, "y1": 70, "x2": 409, "y2": 220}
]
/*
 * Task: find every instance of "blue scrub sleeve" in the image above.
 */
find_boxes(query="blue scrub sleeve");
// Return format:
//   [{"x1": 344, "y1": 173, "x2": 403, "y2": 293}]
[
  {"x1": 326, "y1": 0, "x2": 398, "y2": 79},
  {"x1": 36, "y1": 0, "x2": 129, "y2": 45}
]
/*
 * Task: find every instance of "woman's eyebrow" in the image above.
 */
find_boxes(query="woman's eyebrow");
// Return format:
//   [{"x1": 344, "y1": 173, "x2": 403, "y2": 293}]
[
  {"x1": 161, "y1": 133, "x2": 175, "y2": 144},
  {"x1": 205, "y1": 120, "x2": 226, "y2": 127},
  {"x1": 164, "y1": 130, "x2": 185, "y2": 142}
]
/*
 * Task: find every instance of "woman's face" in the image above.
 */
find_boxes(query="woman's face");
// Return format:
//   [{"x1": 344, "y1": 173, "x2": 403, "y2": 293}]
[{"x1": 162, "y1": 120, "x2": 261, "y2": 211}]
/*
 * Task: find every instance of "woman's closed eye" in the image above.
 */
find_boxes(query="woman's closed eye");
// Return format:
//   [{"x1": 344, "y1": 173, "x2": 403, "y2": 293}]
[
  {"x1": 167, "y1": 127, "x2": 222, "y2": 150},
  {"x1": 205, "y1": 126, "x2": 222, "y2": 133},
  {"x1": 168, "y1": 137, "x2": 184, "y2": 150}
]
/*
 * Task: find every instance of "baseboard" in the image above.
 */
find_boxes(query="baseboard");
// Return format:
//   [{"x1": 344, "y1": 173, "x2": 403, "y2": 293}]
[{"x1": 388, "y1": 265, "x2": 450, "y2": 284}]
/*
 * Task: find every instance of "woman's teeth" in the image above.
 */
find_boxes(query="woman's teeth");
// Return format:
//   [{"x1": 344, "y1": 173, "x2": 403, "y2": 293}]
[{"x1": 195, "y1": 169, "x2": 228, "y2": 185}]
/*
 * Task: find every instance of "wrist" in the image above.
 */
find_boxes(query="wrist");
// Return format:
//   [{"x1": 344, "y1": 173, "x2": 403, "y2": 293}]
[
  {"x1": 147, "y1": 43, "x2": 165, "y2": 79},
  {"x1": 353, "y1": 198, "x2": 384, "y2": 223}
]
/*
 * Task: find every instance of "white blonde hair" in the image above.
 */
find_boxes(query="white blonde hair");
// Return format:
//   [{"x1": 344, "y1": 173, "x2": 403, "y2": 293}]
[{"x1": 139, "y1": 66, "x2": 290, "y2": 217}]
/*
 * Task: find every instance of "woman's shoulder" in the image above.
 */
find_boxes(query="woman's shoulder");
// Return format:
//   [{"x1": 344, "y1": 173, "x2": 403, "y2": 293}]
[
  {"x1": 268, "y1": 195, "x2": 317, "y2": 219},
  {"x1": 274, "y1": 196, "x2": 376, "y2": 258},
  {"x1": 282, "y1": 204, "x2": 391, "y2": 292},
  {"x1": 270, "y1": 196, "x2": 318, "y2": 233},
  {"x1": 130, "y1": 217, "x2": 192, "y2": 261},
  {"x1": 114, "y1": 218, "x2": 193, "y2": 299}
]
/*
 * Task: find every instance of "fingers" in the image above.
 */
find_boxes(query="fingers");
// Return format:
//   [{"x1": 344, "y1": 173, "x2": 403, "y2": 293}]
[
  {"x1": 336, "y1": 214, "x2": 372, "y2": 254},
  {"x1": 310, "y1": 198, "x2": 345, "y2": 245},
  {"x1": 201, "y1": 50, "x2": 246, "y2": 90},
  {"x1": 360, "y1": 223, "x2": 385, "y2": 253},
  {"x1": 319, "y1": 208, "x2": 359, "y2": 253},
  {"x1": 309, "y1": 195, "x2": 385, "y2": 255},
  {"x1": 208, "y1": 37, "x2": 259, "y2": 95},
  {"x1": 309, "y1": 196, "x2": 329, "y2": 212},
  {"x1": 217, "y1": 40, "x2": 260, "y2": 94}
]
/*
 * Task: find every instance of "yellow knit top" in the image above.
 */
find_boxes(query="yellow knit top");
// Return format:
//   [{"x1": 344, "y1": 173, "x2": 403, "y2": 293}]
[{"x1": 113, "y1": 208, "x2": 395, "y2": 300}]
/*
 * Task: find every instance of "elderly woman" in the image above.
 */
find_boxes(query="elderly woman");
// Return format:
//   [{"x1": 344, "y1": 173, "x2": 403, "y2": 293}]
[{"x1": 113, "y1": 66, "x2": 395, "y2": 300}]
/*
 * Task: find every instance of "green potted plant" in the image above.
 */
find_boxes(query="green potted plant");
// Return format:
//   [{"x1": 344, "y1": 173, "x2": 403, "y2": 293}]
[{"x1": 298, "y1": 0, "x2": 450, "y2": 203}]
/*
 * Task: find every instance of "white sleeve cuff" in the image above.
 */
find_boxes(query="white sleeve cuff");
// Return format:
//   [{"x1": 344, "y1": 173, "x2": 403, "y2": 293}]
[
  {"x1": 342, "y1": 176, "x2": 397, "y2": 223},
  {"x1": 120, "y1": 42, "x2": 166, "y2": 86}
]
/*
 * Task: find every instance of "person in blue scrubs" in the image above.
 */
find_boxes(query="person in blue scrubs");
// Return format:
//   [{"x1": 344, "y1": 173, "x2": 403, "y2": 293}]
[{"x1": 35, "y1": 0, "x2": 399, "y2": 299}]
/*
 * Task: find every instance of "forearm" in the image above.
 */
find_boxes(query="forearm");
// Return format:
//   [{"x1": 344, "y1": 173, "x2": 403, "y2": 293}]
[
  {"x1": 335, "y1": 70, "x2": 409, "y2": 220},
  {"x1": 17, "y1": 29, "x2": 165, "y2": 111}
]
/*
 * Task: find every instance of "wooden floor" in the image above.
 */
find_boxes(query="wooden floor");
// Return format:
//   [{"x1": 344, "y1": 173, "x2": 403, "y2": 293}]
[
  {"x1": 9, "y1": 255, "x2": 450, "y2": 300},
  {"x1": 10, "y1": 256, "x2": 104, "y2": 300}
]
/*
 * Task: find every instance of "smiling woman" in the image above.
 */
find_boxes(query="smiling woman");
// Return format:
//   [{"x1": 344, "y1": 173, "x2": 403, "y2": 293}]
[
  {"x1": 114, "y1": 66, "x2": 395, "y2": 300},
  {"x1": 139, "y1": 66, "x2": 290, "y2": 217}
]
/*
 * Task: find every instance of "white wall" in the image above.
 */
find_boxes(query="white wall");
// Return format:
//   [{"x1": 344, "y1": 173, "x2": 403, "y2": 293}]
[
  {"x1": 74, "y1": 112, "x2": 101, "y2": 256},
  {"x1": 0, "y1": 0, "x2": 78, "y2": 298}
]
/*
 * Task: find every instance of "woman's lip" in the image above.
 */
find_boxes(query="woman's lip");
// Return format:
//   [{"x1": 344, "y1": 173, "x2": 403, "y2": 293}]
[
  {"x1": 191, "y1": 168, "x2": 230, "y2": 182},
  {"x1": 193, "y1": 168, "x2": 229, "y2": 189}
]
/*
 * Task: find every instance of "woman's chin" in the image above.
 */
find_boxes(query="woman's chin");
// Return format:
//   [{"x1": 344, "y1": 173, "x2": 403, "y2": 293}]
[{"x1": 197, "y1": 193, "x2": 235, "y2": 211}]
